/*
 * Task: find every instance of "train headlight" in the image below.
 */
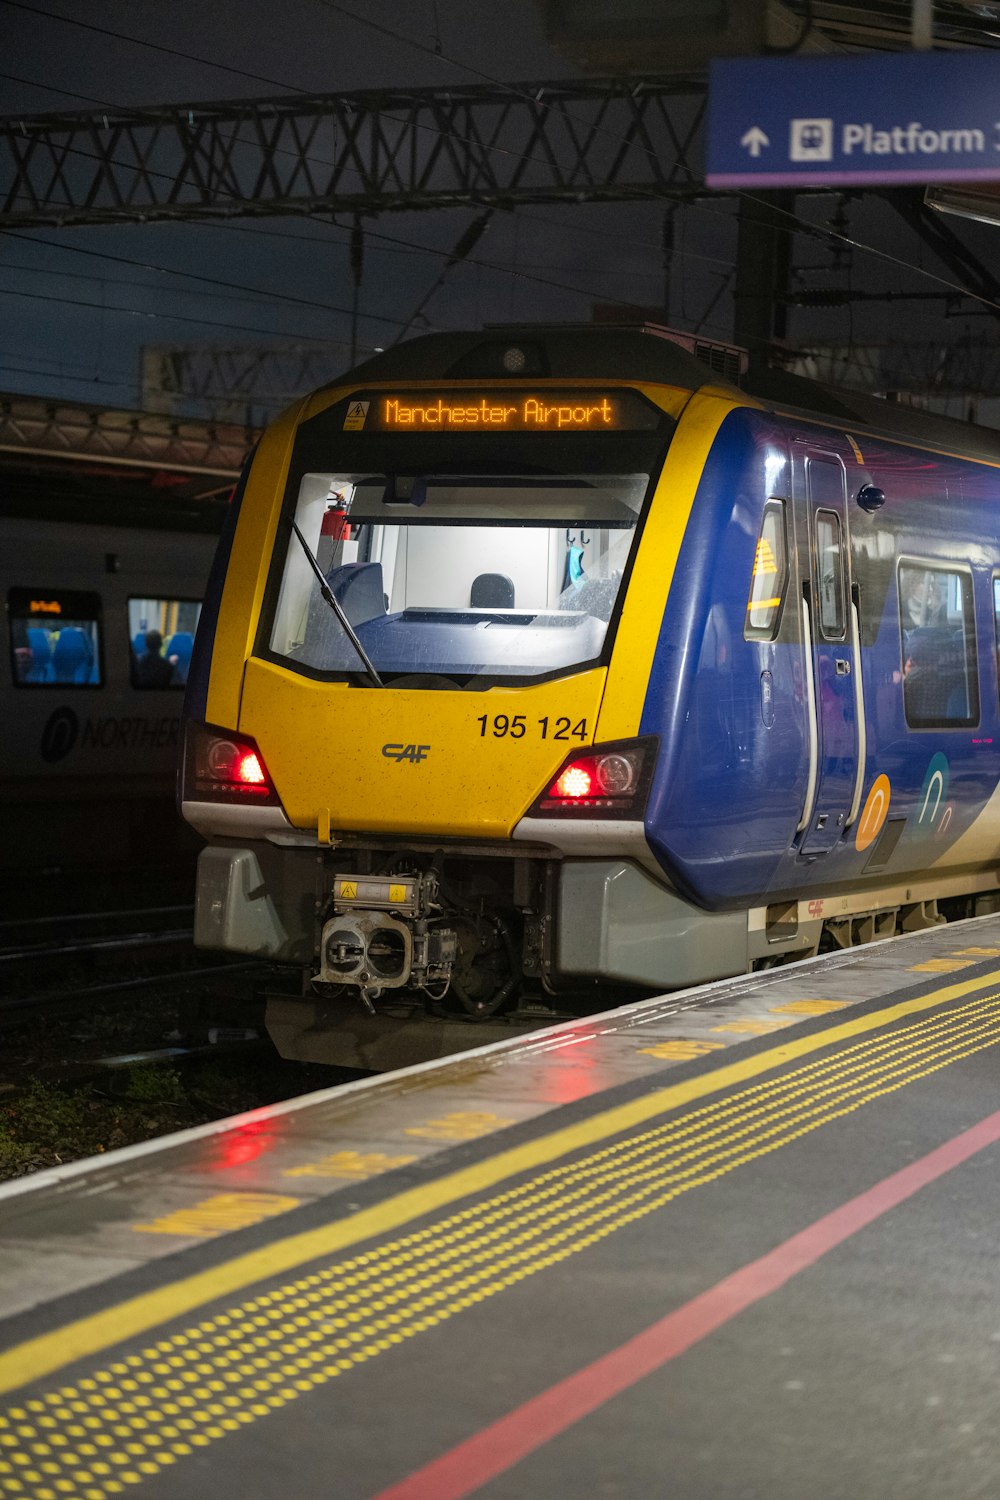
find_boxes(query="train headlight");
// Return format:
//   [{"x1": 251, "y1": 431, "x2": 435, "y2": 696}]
[
  {"x1": 207, "y1": 739, "x2": 239, "y2": 778},
  {"x1": 530, "y1": 737, "x2": 657, "y2": 818},
  {"x1": 183, "y1": 722, "x2": 279, "y2": 804},
  {"x1": 595, "y1": 753, "x2": 635, "y2": 796}
]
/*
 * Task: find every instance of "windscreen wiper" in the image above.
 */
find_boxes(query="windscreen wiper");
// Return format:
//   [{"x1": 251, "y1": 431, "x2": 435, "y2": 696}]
[{"x1": 291, "y1": 520, "x2": 384, "y2": 689}]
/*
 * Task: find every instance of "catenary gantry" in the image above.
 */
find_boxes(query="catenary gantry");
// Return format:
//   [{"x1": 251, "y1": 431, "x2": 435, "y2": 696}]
[{"x1": 0, "y1": 77, "x2": 712, "y2": 228}]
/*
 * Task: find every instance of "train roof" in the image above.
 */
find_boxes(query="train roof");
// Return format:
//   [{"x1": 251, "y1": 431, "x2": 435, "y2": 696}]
[
  {"x1": 342, "y1": 323, "x2": 734, "y2": 392},
  {"x1": 340, "y1": 323, "x2": 1000, "y2": 468},
  {"x1": 743, "y1": 364, "x2": 1000, "y2": 467}
]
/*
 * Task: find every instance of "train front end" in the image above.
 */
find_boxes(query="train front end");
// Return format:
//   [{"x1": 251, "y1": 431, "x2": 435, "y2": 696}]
[{"x1": 180, "y1": 326, "x2": 740, "y2": 1042}]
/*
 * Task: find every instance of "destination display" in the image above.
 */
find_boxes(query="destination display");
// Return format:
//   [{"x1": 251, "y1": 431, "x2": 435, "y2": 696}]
[
  {"x1": 342, "y1": 389, "x2": 662, "y2": 433},
  {"x1": 10, "y1": 588, "x2": 101, "y2": 619}
]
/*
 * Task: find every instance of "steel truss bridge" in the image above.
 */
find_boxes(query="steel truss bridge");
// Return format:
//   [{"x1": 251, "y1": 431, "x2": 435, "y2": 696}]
[{"x1": 0, "y1": 78, "x2": 714, "y2": 227}]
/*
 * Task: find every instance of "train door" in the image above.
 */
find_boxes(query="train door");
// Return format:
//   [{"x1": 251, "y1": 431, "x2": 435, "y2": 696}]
[{"x1": 797, "y1": 451, "x2": 865, "y2": 855}]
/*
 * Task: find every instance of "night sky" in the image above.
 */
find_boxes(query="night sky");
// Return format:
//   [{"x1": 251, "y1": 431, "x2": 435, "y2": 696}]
[{"x1": 1, "y1": 1, "x2": 998, "y2": 422}]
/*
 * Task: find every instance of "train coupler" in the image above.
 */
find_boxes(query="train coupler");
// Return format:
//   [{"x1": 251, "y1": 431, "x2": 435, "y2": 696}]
[{"x1": 318, "y1": 871, "x2": 457, "y2": 1000}]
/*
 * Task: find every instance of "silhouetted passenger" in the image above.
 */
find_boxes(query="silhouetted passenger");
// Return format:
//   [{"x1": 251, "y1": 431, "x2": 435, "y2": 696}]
[
  {"x1": 902, "y1": 569, "x2": 947, "y2": 630},
  {"x1": 134, "y1": 629, "x2": 175, "y2": 688},
  {"x1": 903, "y1": 627, "x2": 956, "y2": 720}
]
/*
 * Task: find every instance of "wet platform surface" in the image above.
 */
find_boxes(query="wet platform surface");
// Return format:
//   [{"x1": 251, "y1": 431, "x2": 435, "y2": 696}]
[{"x1": 3, "y1": 914, "x2": 1000, "y2": 1498}]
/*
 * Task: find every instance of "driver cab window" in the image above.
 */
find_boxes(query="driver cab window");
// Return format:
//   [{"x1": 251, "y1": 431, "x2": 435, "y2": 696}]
[{"x1": 268, "y1": 470, "x2": 648, "y2": 682}]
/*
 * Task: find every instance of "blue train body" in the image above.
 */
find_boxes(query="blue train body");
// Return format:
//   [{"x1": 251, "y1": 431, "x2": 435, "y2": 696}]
[{"x1": 643, "y1": 406, "x2": 999, "y2": 917}]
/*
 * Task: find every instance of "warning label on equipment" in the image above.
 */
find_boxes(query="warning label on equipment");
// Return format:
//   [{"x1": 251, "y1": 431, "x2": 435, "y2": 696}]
[{"x1": 343, "y1": 401, "x2": 370, "y2": 431}]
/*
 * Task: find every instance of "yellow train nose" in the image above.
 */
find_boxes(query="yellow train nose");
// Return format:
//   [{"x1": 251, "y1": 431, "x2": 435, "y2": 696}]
[{"x1": 240, "y1": 660, "x2": 608, "y2": 839}]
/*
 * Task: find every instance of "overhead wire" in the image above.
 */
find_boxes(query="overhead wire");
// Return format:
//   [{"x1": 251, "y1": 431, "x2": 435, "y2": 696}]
[
  {"x1": 0, "y1": 231, "x2": 436, "y2": 324},
  {"x1": 0, "y1": 1, "x2": 306, "y2": 95},
  {"x1": 308, "y1": 0, "x2": 1000, "y2": 314},
  {"x1": 0, "y1": 25, "x2": 697, "y2": 337},
  {"x1": 0, "y1": 1, "x2": 746, "y2": 391},
  {"x1": 0, "y1": 218, "x2": 679, "y2": 336},
  {"x1": 0, "y1": 0, "x2": 578, "y2": 186},
  {"x1": 0, "y1": 0, "x2": 981, "y2": 309},
  {"x1": 0, "y1": 0, "x2": 996, "y2": 371},
  {"x1": 0, "y1": 283, "x2": 360, "y2": 343}
]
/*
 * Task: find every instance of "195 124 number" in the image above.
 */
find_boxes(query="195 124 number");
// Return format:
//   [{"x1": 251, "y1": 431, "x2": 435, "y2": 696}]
[{"x1": 475, "y1": 715, "x2": 588, "y2": 741}]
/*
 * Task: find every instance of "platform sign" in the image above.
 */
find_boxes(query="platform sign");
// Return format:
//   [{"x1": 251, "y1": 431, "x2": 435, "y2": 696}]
[{"x1": 707, "y1": 51, "x2": 1000, "y2": 188}]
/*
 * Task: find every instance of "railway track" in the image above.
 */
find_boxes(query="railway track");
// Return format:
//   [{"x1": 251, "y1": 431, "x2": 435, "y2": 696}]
[
  {"x1": 0, "y1": 957, "x2": 269, "y2": 1029},
  {"x1": 0, "y1": 894, "x2": 364, "y2": 1184},
  {"x1": 0, "y1": 901, "x2": 275, "y2": 1068},
  {"x1": 0, "y1": 902, "x2": 195, "y2": 957}
]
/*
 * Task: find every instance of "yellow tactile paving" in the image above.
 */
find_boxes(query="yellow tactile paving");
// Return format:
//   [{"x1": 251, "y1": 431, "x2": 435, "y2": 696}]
[
  {"x1": 637, "y1": 1040, "x2": 726, "y2": 1060},
  {"x1": 5, "y1": 988, "x2": 1000, "y2": 1497},
  {"x1": 134, "y1": 1194, "x2": 301, "y2": 1239},
  {"x1": 711, "y1": 1020, "x2": 787, "y2": 1035},
  {"x1": 403, "y1": 1111, "x2": 516, "y2": 1141},
  {"x1": 283, "y1": 1152, "x2": 418, "y2": 1181},
  {"x1": 770, "y1": 999, "x2": 851, "y2": 1016}
]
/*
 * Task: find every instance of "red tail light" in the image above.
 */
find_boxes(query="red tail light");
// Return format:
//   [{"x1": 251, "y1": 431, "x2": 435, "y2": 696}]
[
  {"x1": 531, "y1": 738, "x2": 657, "y2": 818},
  {"x1": 235, "y1": 751, "x2": 266, "y2": 786},
  {"x1": 554, "y1": 765, "x2": 593, "y2": 799},
  {"x1": 184, "y1": 723, "x2": 278, "y2": 804}
]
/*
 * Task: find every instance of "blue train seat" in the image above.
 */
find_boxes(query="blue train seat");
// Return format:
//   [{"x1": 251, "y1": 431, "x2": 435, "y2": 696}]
[
  {"x1": 25, "y1": 627, "x2": 53, "y2": 683},
  {"x1": 52, "y1": 627, "x2": 94, "y2": 684}
]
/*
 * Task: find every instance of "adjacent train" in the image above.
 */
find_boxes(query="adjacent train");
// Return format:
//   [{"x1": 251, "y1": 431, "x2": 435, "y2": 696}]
[
  {"x1": 0, "y1": 423, "x2": 233, "y2": 883},
  {"x1": 181, "y1": 322, "x2": 1000, "y2": 1057}
]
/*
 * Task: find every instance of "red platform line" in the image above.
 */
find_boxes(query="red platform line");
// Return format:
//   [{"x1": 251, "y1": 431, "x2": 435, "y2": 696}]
[{"x1": 372, "y1": 1107, "x2": 1000, "y2": 1500}]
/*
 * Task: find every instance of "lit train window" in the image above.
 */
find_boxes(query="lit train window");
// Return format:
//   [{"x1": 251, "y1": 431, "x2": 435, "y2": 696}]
[
  {"x1": 8, "y1": 588, "x2": 103, "y2": 688},
  {"x1": 268, "y1": 470, "x2": 649, "y2": 683},
  {"x1": 814, "y1": 509, "x2": 846, "y2": 640},
  {"x1": 745, "y1": 501, "x2": 787, "y2": 640},
  {"x1": 128, "y1": 598, "x2": 202, "y2": 689},
  {"x1": 898, "y1": 562, "x2": 978, "y2": 729}
]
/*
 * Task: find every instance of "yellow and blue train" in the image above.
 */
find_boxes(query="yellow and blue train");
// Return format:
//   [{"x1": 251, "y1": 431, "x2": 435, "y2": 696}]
[{"x1": 181, "y1": 322, "x2": 1000, "y2": 1050}]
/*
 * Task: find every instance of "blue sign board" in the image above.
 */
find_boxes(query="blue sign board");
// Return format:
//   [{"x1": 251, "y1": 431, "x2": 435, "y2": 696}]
[{"x1": 707, "y1": 51, "x2": 1000, "y2": 187}]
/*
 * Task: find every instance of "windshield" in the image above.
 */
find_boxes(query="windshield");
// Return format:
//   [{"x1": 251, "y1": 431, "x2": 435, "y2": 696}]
[{"x1": 268, "y1": 470, "x2": 648, "y2": 683}]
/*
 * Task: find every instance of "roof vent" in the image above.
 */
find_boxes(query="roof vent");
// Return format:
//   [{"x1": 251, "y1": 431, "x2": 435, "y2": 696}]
[
  {"x1": 590, "y1": 306, "x2": 747, "y2": 383},
  {"x1": 639, "y1": 323, "x2": 748, "y2": 384}
]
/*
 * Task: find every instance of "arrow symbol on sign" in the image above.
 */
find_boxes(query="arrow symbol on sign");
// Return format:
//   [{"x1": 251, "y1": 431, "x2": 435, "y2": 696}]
[{"x1": 740, "y1": 126, "x2": 770, "y2": 158}]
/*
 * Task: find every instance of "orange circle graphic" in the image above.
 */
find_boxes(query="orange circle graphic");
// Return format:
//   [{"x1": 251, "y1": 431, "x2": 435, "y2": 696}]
[{"x1": 856, "y1": 773, "x2": 891, "y2": 852}]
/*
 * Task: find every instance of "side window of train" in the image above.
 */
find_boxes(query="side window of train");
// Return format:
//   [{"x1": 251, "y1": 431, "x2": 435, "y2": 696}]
[
  {"x1": 744, "y1": 500, "x2": 788, "y2": 640},
  {"x1": 129, "y1": 598, "x2": 202, "y2": 689},
  {"x1": 814, "y1": 509, "x2": 846, "y2": 640},
  {"x1": 8, "y1": 588, "x2": 103, "y2": 687},
  {"x1": 898, "y1": 562, "x2": 979, "y2": 728}
]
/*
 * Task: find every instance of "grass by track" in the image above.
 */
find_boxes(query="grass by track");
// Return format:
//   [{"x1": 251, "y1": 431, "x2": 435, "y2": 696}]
[{"x1": 0, "y1": 989, "x2": 355, "y2": 1182}]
